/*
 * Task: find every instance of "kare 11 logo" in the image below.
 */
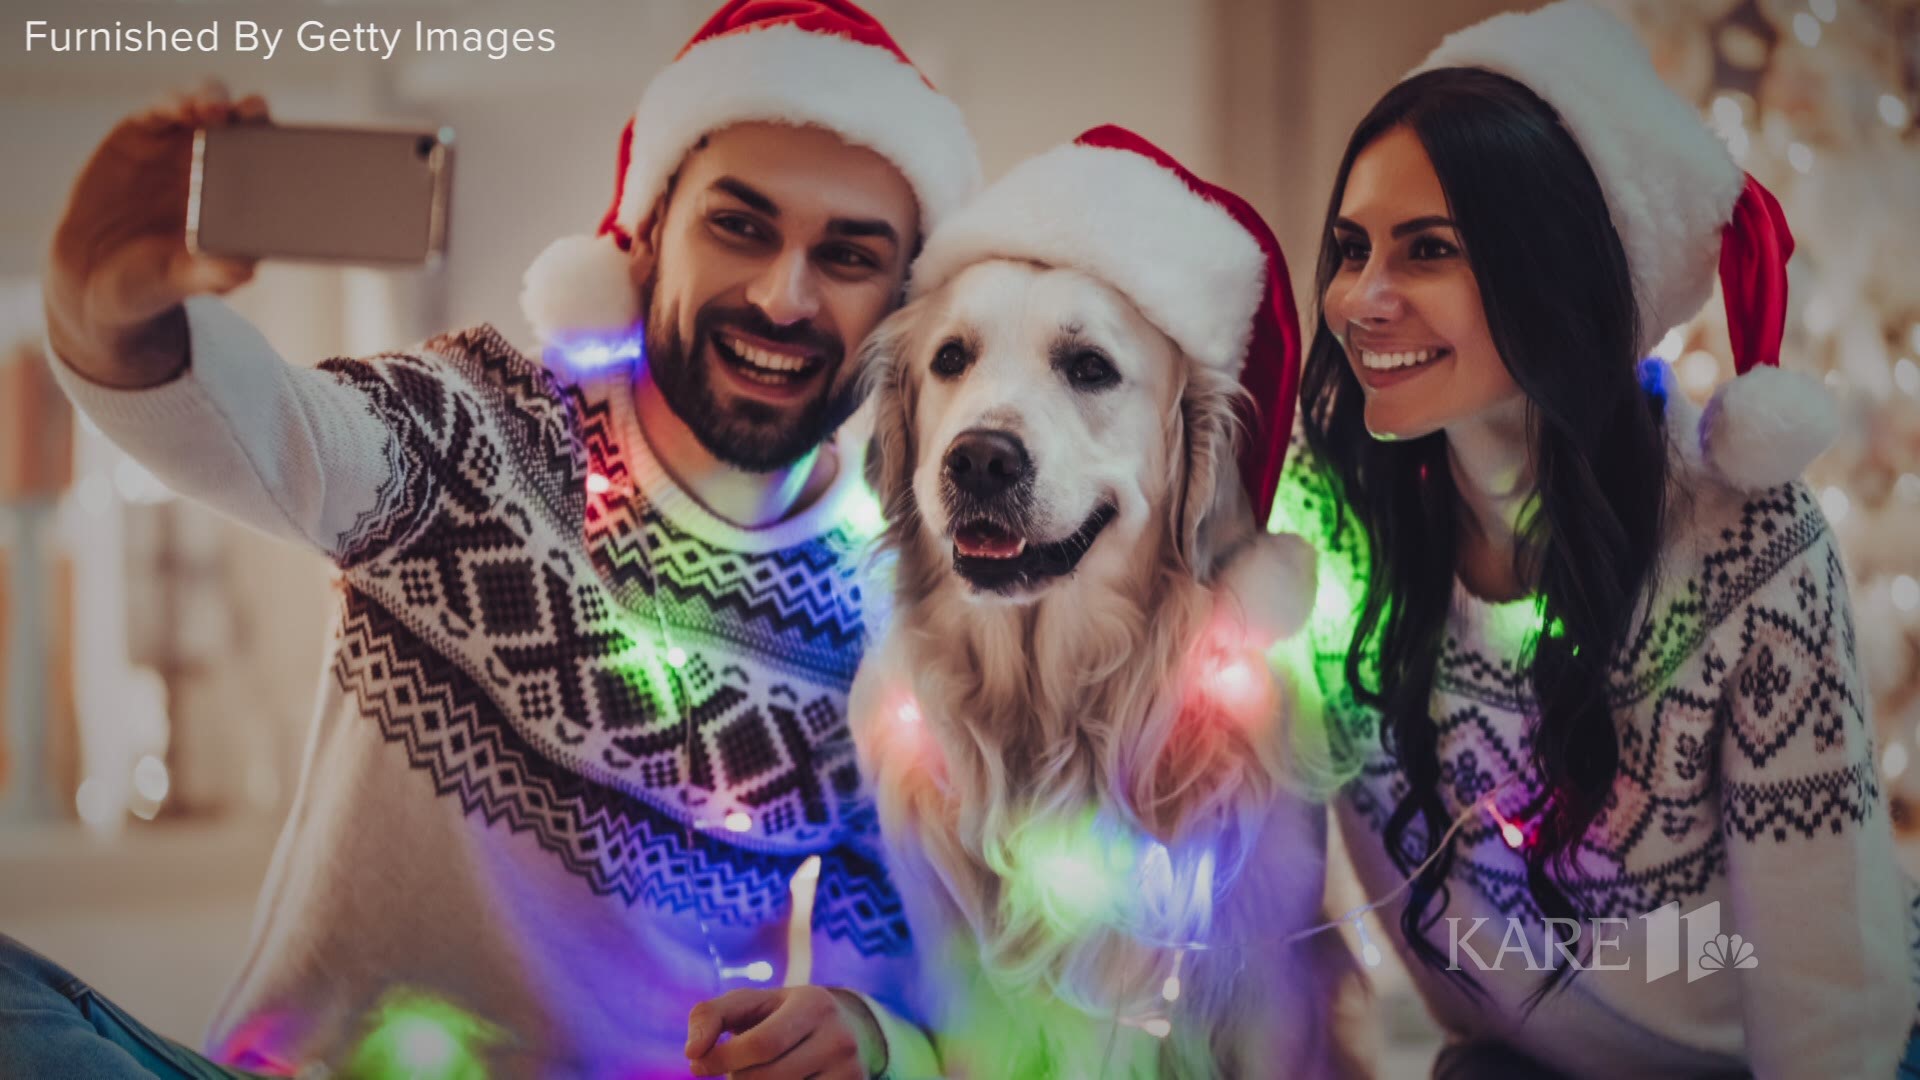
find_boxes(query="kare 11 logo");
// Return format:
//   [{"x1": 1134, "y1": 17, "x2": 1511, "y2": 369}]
[{"x1": 1446, "y1": 900, "x2": 1759, "y2": 983}]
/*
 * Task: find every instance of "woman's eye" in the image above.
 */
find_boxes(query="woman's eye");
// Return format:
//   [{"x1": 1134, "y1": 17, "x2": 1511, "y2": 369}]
[
  {"x1": 1411, "y1": 235, "x2": 1459, "y2": 260},
  {"x1": 1337, "y1": 238, "x2": 1369, "y2": 264},
  {"x1": 931, "y1": 341, "x2": 969, "y2": 378},
  {"x1": 1066, "y1": 350, "x2": 1118, "y2": 389}
]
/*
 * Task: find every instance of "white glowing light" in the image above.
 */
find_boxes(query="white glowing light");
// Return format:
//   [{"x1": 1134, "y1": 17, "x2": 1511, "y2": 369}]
[
  {"x1": 666, "y1": 647, "x2": 688, "y2": 669},
  {"x1": 1501, "y1": 823, "x2": 1526, "y2": 849},
  {"x1": 1710, "y1": 95, "x2": 1745, "y2": 130},
  {"x1": 585, "y1": 472, "x2": 611, "y2": 495},
  {"x1": 132, "y1": 755, "x2": 170, "y2": 803},
  {"x1": 395, "y1": 1018, "x2": 457, "y2": 1071},
  {"x1": 1362, "y1": 941, "x2": 1384, "y2": 967},
  {"x1": 1820, "y1": 486, "x2": 1850, "y2": 524},
  {"x1": 1161, "y1": 975, "x2": 1181, "y2": 1002},
  {"x1": 1787, "y1": 142, "x2": 1814, "y2": 174},
  {"x1": 1882, "y1": 94, "x2": 1912, "y2": 129},
  {"x1": 724, "y1": 811, "x2": 753, "y2": 833},
  {"x1": 1680, "y1": 350, "x2": 1721, "y2": 397},
  {"x1": 1894, "y1": 358, "x2": 1919, "y2": 396},
  {"x1": 1885, "y1": 742, "x2": 1910, "y2": 781},
  {"x1": 744, "y1": 961, "x2": 774, "y2": 982},
  {"x1": 896, "y1": 701, "x2": 921, "y2": 724},
  {"x1": 75, "y1": 779, "x2": 117, "y2": 829},
  {"x1": 1892, "y1": 575, "x2": 1920, "y2": 613},
  {"x1": 1142, "y1": 1018, "x2": 1172, "y2": 1039},
  {"x1": 1793, "y1": 13, "x2": 1820, "y2": 46}
]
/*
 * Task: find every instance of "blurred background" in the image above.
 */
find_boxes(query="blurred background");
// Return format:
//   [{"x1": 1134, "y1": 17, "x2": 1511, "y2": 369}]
[{"x1": 0, "y1": 0, "x2": 1915, "y2": 1075}]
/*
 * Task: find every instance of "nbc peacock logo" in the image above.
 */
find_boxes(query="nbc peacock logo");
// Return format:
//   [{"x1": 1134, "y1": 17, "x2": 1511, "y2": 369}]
[{"x1": 1644, "y1": 901, "x2": 1760, "y2": 984}]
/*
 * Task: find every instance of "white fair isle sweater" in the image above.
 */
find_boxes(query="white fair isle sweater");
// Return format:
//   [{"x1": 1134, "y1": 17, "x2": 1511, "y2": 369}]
[
  {"x1": 1271, "y1": 438, "x2": 1920, "y2": 1080},
  {"x1": 52, "y1": 297, "x2": 938, "y2": 1079}
]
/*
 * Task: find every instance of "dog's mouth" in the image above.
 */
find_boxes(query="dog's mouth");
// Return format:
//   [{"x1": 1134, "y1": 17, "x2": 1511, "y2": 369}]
[{"x1": 949, "y1": 502, "x2": 1119, "y2": 595}]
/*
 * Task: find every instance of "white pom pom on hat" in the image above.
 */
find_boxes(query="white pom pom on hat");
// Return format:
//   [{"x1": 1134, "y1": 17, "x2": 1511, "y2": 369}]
[
  {"x1": 1414, "y1": 0, "x2": 1837, "y2": 489},
  {"x1": 518, "y1": 0, "x2": 981, "y2": 345}
]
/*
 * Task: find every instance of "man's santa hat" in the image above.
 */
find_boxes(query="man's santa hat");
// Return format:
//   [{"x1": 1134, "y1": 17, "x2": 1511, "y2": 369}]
[
  {"x1": 1414, "y1": 0, "x2": 1838, "y2": 490},
  {"x1": 907, "y1": 125, "x2": 1302, "y2": 523},
  {"x1": 519, "y1": 0, "x2": 980, "y2": 344}
]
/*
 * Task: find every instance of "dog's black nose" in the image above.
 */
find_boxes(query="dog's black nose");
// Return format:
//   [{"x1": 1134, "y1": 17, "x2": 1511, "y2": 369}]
[{"x1": 944, "y1": 429, "x2": 1029, "y2": 499}]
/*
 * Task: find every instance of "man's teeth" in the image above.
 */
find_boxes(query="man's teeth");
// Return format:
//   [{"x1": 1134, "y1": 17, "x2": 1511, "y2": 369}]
[
  {"x1": 1360, "y1": 347, "x2": 1446, "y2": 371},
  {"x1": 723, "y1": 334, "x2": 813, "y2": 373}
]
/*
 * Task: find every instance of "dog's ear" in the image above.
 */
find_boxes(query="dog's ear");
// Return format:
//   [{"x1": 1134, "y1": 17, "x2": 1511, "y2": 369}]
[
  {"x1": 857, "y1": 305, "x2": 923, "y2": 533},
  {"x1": 1171, "y1": 366, "x2": 1252, "y2": 582}
]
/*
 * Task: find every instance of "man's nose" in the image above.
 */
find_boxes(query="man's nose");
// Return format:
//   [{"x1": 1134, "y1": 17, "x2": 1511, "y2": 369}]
[{"x1": 747, "y1": 248, "x2": 823, "y2": 326}]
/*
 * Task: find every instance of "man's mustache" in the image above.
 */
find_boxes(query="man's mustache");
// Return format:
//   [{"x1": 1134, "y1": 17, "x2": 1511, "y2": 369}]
[{"x1": 697, "y1": 305, "x2": 842, "y2": 361}]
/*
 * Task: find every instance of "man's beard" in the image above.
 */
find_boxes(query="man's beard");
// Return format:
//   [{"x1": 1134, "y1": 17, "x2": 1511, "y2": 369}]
[{"x1": 644, "y1": 292, "x2": 861, "y2": 474}]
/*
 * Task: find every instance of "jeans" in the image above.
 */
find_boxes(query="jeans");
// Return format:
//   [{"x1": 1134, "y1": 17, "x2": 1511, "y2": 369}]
[{"x1": 0, "y1": 934, "x2": 259, "y2": 1079}]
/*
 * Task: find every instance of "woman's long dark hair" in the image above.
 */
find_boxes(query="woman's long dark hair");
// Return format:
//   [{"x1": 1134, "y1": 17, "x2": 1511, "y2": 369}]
[{"x1": 1301, "y1": 68, "x2": 1669, "y2": 1003}]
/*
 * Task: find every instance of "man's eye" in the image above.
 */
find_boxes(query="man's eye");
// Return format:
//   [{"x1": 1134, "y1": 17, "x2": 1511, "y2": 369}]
[
  {"x1": 931, "y1": 341, "x2": 969, "y2": 378},
  {"x1": 822, "y1": 245, "x2": 878, "y2": 271},
  {"x1": 713, "y1": 213, "x2": 768, "y2": 242},
  {"x1": 1066, "y1": 350, "x2": 1118, "y2": 389}
]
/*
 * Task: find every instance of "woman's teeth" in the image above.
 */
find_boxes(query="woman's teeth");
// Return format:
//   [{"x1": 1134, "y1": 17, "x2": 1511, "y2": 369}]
[
  {"x1": 722, "y1": 334, "x2": 814, "y2": 374},
  {"x1": 1359, "y1": 347, "x2": 1447, "y2": 371}
]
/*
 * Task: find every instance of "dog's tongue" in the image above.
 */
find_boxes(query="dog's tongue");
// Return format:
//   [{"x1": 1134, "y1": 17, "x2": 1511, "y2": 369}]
[{"x1": 955, "y1": 521, "x2": 1026, "y2": 560}]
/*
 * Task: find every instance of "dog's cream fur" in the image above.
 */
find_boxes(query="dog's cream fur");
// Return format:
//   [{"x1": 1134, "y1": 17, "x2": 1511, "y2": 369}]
[{"x1": 849, "y1": 261, "x2": 1362, "y2": 1077}]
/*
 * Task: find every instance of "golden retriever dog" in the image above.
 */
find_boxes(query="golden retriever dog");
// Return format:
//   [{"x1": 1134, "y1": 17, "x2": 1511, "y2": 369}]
[{"x1": 847, "y1": 128, "x2": 1362, "y2": 1079}]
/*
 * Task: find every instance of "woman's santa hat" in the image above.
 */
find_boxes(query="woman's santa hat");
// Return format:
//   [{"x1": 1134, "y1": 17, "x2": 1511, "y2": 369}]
[
  {"x1": 908, "y1": 125, "x2": 1302, "y2": 523},
  {"x1": 1414, "y1": 0, "x2": 1839, "y2": 490},
  {"x1": 519, "y1": 0, "x2": 980, "y2": 344}
]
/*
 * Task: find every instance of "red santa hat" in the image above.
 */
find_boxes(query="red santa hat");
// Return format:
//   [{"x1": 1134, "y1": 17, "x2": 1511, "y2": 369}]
[
  {"x1": 519, "y1": 0, "x2": 980, "y2": 344},
  {"x1": 1414, "y1": 0, "x2": 1839, "y2": 490},
  {"x1": 906, "y1": 125, "x2": 1302, "y2": 522}
]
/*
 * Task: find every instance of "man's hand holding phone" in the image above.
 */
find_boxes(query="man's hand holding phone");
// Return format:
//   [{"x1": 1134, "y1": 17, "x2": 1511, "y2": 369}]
[{"x1": 43, "y1": 84, "x2": 266, "y2": 390}]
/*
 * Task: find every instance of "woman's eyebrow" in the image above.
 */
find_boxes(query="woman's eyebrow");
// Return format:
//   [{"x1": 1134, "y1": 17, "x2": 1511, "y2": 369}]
[{"x1": 1390, "y1": 215, "x2": 1456, "y2": 238}]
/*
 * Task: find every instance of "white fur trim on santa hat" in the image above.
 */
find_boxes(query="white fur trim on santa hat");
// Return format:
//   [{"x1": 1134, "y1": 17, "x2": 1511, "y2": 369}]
[
  {"x1": 1698, "y1": 364, "x2": 1840, "y2": 490},
  {"x1": 621, "y1": 24, "x2": 978, "y2": 240},
  {"x1": 907, "y1": 142, "x2": 1266, "y2": 375},
  {"x1": 1414, "y1": 0, "x2": 1745, "y2": 359},
  {"x1": 519, "y1": 234, "x2": 641, "y2": 342}
]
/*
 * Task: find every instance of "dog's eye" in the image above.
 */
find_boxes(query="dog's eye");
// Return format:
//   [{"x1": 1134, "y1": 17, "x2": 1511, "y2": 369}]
[
  {"x1": 1065, "y1": 350, "x2": 1118, "y2": 389},
  {"x1": 931, "y1": 341, "x2": 969, "y2": 379}
]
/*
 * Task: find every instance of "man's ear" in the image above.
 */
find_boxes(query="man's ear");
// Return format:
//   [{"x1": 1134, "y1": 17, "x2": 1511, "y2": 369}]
[
  {"x1": 625, "y1": 198, "x2": 667, "y2": 292},
  {"x1": 1170, "y1": 365, "x2": 1252, "y2": 583}
]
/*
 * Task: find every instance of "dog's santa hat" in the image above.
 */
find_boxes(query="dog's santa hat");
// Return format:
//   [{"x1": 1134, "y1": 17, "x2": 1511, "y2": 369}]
[
  {"x1": 519, "y1": 0, "x2": 980, "y2": 344},
  {"x1": 1413, "y1": 0, "x2": 1838, "y2": 490},
  {"x1": 908, "y1": 125, "x2": 1302, "y2": 522}
]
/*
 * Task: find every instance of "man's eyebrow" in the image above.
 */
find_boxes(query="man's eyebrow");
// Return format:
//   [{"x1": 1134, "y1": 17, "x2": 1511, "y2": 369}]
[
  {"x1": 712, "y1": 177, "x2": 777, "y2": 216},
  {"x1": 826, "y1": 218, "x2": 899, "y2": 246}
]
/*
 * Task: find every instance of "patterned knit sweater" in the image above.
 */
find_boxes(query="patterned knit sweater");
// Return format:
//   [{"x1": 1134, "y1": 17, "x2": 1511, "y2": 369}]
[
  {"x1": 52, "y1": 297, "x2": 937, "y2": 1078},
  {"x1": 1270, "y1": 433, "x2": 1920, "y2": 1080}
]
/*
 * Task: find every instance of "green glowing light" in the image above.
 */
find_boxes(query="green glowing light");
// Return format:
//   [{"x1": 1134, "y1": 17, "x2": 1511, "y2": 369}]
[
  {"x1": 1006, "y1": 811, "x2": 1138, "y2": 933},
  {"x1": 343, "y1": 991, "x2": 499, "y2": 1080}
]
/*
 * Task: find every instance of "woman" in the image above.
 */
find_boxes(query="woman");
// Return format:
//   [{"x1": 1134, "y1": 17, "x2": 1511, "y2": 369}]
[{"x1": 1268, "y1": 2, "x2": 1919, "y2": 1076}]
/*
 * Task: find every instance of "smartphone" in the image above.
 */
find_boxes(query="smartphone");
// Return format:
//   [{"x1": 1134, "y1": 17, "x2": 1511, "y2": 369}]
[{"x1": 188, "y1": 123, "x2": 454, "y2": 267}]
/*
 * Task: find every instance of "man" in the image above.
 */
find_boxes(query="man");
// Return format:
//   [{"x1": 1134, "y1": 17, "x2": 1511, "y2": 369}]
[{"x1": 8, "y1": 1, "x2": 979, "y2": 1076}]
